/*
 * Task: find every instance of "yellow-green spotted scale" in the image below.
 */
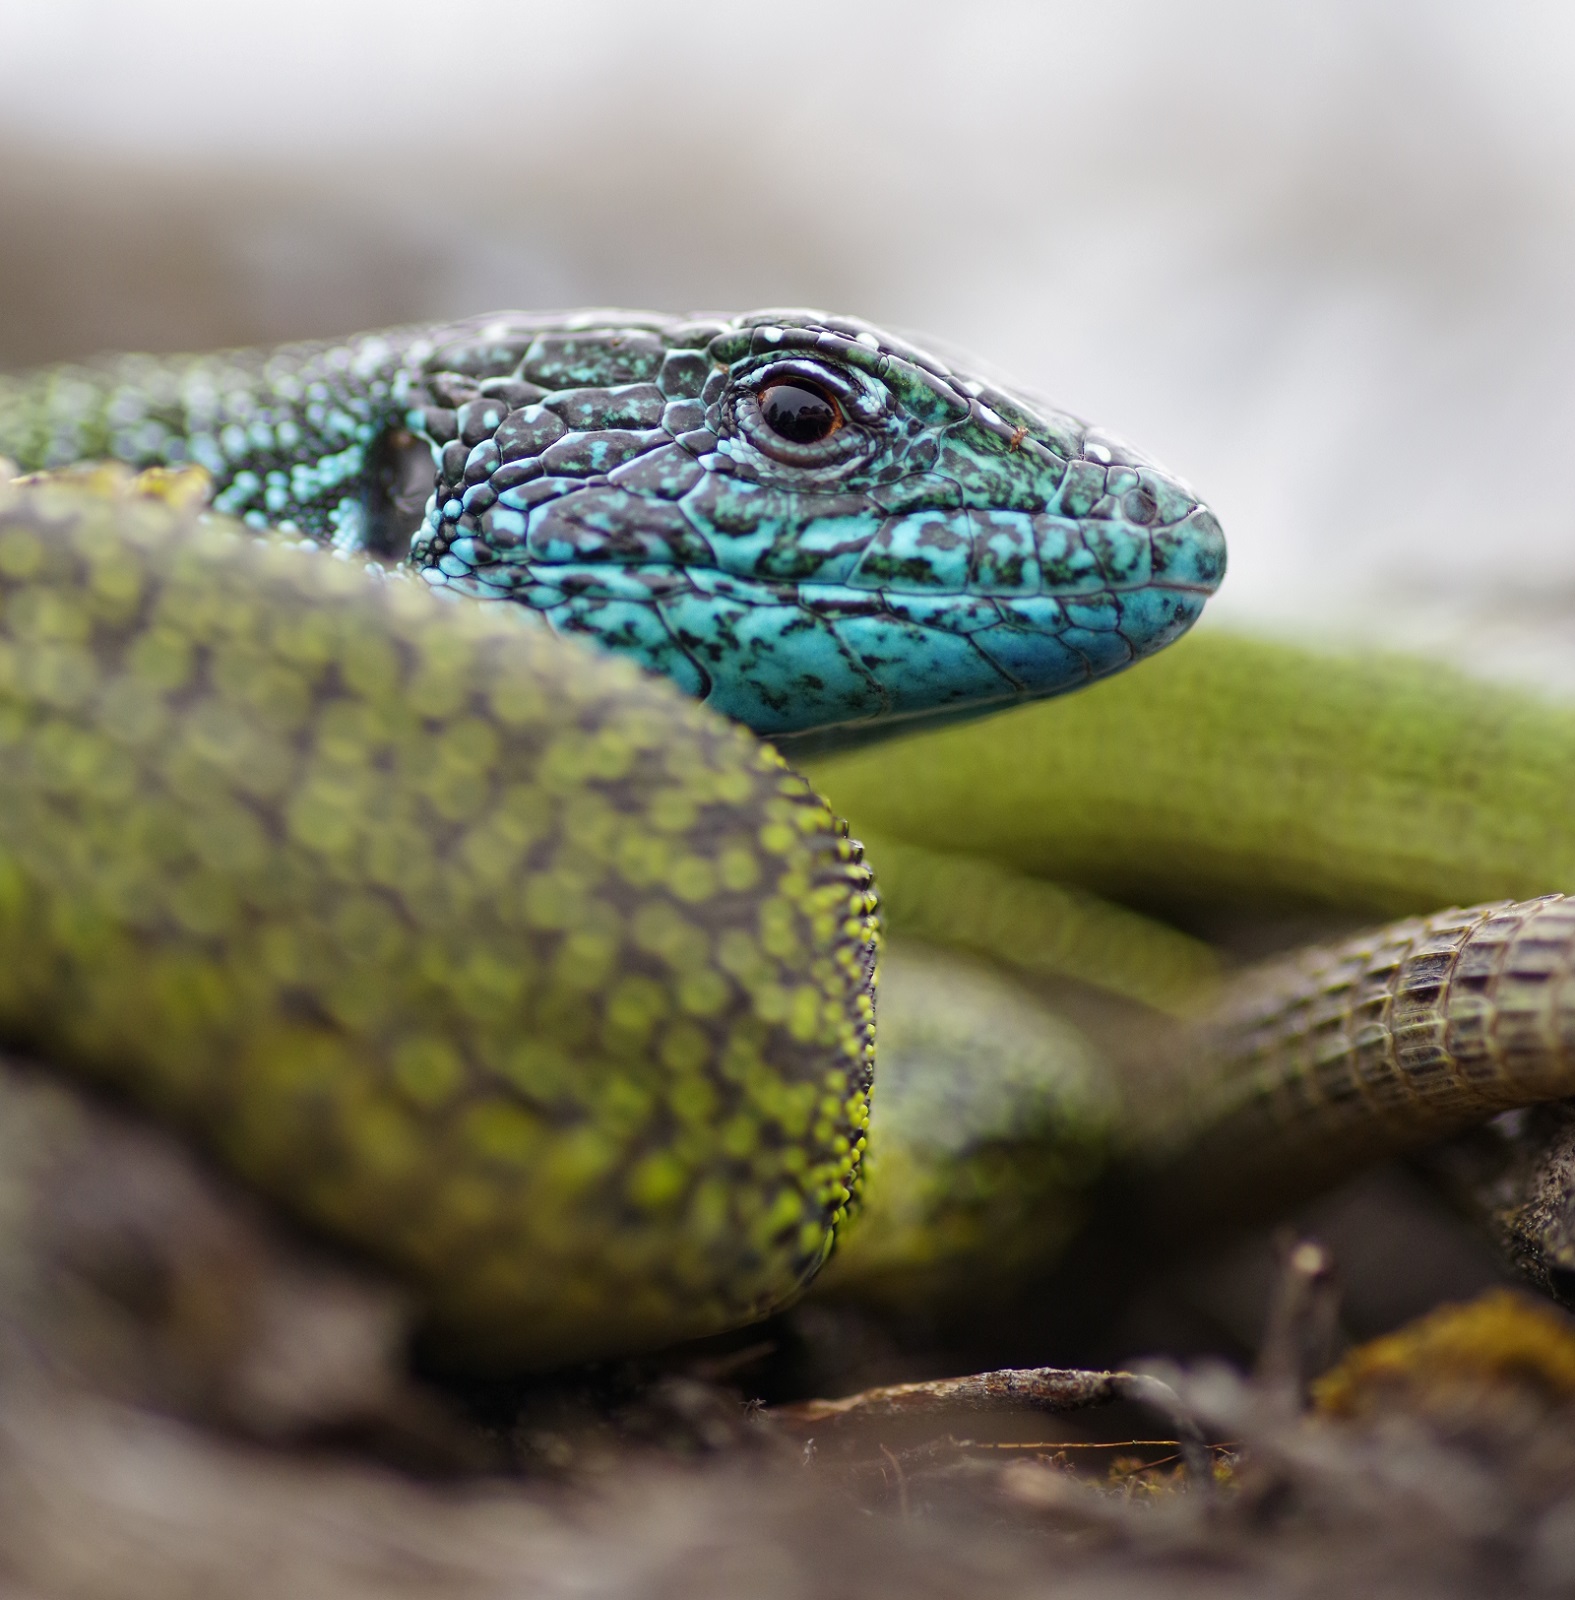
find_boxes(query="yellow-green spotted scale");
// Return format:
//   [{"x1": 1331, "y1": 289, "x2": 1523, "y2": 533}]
[{"x1": 0, "y1": 471, "x2": 876, "y2": 1369}]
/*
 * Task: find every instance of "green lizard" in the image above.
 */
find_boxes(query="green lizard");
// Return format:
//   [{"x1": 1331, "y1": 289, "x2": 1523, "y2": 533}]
[
  {"x1": 5, "y1": 312, "x2": 1575, "y2": 1365},
  {"x1": 0, "y1": 309, "x2": 1226, "y2": 1367}
]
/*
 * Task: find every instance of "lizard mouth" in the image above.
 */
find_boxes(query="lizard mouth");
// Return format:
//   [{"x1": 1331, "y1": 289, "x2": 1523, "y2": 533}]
[{"x1": 409, "y1": 437, "x2": 1224, "y2": 741}]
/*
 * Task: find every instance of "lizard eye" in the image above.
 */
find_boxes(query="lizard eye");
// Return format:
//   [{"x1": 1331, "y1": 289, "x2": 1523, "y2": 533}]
[{"x1": 758, "y1": 380, "x2": 842, "y2": 445}]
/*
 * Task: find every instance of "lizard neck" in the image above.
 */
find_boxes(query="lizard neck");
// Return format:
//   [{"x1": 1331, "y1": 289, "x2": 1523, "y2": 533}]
[{"x1": 0, "y1": 329, "x2": 433, "y2": 551}]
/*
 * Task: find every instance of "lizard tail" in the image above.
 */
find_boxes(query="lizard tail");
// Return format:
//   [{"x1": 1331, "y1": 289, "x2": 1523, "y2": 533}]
[{"x1": 1135, "y1": 895, "x2": 1575, "y2": 1228}]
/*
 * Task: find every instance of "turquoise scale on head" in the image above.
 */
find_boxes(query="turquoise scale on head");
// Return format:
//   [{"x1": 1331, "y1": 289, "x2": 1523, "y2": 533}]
[
  {"x1": 407, "y1": 310, "x2": 1225, "y2": 744},
  {"x1": 0, "y1": 308, "x2": 1223, "y2": 743}
]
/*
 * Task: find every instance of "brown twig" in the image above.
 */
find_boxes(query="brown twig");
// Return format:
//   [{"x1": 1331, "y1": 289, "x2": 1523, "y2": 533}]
[{"x1": 769, "y1": 1365, "x2": 1122, "y2": 1426}]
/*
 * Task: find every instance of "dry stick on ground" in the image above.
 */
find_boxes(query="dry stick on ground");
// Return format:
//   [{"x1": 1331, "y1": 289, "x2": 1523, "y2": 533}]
[{"x1": 769, "y1": 1366, "x2": 1214, "y2": 1483}]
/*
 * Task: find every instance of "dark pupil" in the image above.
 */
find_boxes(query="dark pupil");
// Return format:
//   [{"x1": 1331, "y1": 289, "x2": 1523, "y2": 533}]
[{"x1": 759, "y1": 382, "x2": 838, "y2": 444}]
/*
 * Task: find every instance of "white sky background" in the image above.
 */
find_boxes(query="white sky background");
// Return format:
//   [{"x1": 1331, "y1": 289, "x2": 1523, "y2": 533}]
[{"x1": 5, "y1": 0, "x2": 1575, "y2": 664}]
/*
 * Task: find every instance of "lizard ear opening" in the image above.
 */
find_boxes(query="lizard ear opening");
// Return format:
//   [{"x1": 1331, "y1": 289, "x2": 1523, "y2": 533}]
[{"x1": 363, "y1": 426, "x2": 436, "y2": 562}]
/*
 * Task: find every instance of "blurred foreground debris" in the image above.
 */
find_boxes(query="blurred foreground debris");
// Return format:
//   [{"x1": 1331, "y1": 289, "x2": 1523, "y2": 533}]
[{"x1": 0, "y1": 1079, "x2": 1569, "y2": 1600}]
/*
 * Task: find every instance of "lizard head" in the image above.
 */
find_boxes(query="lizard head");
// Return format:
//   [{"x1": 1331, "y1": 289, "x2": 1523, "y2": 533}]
[{"x1": 406, "y1": 310, "x2": 1225, "y2": 744}]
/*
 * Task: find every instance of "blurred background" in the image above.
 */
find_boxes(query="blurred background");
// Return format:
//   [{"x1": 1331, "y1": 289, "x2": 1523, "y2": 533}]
[{"x1": 5, "y1": 0, "x2": 1575, "y2": 673}]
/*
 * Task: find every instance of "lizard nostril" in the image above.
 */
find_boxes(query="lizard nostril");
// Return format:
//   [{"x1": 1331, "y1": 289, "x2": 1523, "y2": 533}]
[{"x1": 1124, "y1": 487, "x2": 1159, "y2": 525}]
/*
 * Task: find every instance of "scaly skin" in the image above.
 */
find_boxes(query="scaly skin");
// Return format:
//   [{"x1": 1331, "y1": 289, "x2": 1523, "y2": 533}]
[
  {"x1": 1145, "y1": 896, "x2": 1575, "y2": 1221},
  {"x1": 807, "y1": 631, "x2": 1575, "y2": 1306},
  {"x1": 0, "y1": 310, "x2": 1226, "y2": 744},
  {"x1": 18, "y1": 314, "x2": 1575, "y2": 1339},
  {"x1": 0, "y1": 310, "x2": 1230, "y2": 1337},
  {"x1": 818, "y1": 899, "x2": 1575, "y2": 1313},
  {"x1": 806, "y1": 627, "x2": 1575, "y2": 919},
  {"x1": 5, "y1": 478, "x2": 1575, "y2": 1342},
  {"x1": 796, "y1": 623, "x2": 1575, "y2": 1026},
  {"x1": 0, "y1": 471, "x2": 877, "y2": 1369},
  {"x1": 813, "y1": 942, "x2": 1116, "y2": 1308}
]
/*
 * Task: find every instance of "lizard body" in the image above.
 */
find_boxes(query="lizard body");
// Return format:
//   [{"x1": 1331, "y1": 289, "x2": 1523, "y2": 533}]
[
  {"x1": 10, "y1": 314, "x2": 1575, "y2": 1355},
  {"x1": 0, "y1": 309, "x2": 1222, "y2": 1365}
]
